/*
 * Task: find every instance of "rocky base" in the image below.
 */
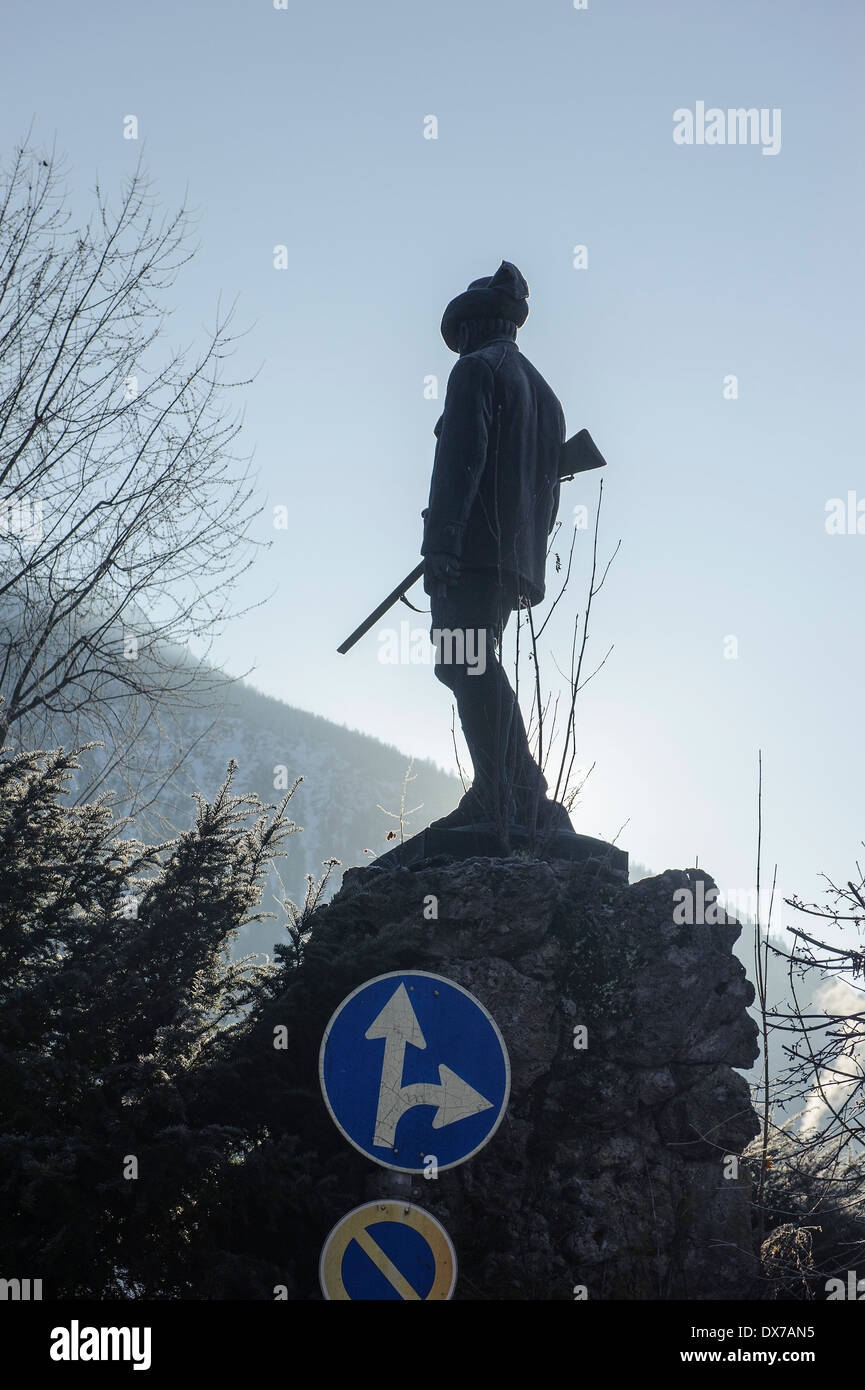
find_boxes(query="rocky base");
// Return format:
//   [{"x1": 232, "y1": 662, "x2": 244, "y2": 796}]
[{"x1": 311, "y1": 857, "x2": 761, "y2": 1299}]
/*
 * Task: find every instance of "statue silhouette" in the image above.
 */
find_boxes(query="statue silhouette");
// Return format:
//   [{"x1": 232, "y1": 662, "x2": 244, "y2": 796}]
[{"x1": 422, "y1": 261, "x2": 572, "y2": 833}]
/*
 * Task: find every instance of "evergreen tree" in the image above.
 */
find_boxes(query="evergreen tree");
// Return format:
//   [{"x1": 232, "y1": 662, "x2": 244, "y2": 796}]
[{"x1": 0, "y1": 745, "x2": 295, "y2": 1297}]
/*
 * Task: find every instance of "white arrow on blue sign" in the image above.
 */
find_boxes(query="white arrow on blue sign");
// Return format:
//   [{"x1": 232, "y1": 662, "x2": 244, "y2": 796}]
[{"x1": 319, "y1": 970, "x2": 510, "y2": 1173}]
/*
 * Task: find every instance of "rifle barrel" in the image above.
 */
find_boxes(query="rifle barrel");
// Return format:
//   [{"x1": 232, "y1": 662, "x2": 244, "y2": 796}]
[{"x1": 337, "y1": 561, "x2": 425, "y2": 654}]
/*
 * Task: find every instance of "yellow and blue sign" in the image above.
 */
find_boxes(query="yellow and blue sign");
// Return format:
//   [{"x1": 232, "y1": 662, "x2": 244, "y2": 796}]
[
  {"x1": 319, "y1": 1201, "x2": 457, "y2": 1301},
  {"x1": 319, "y1": 970, "x2": 510, "y2": 1173}
]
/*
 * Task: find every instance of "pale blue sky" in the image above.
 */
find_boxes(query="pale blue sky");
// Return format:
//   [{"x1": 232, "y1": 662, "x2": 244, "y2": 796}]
[{"x1": 3, "y1": 0, "x2": 863, "y2": 927}]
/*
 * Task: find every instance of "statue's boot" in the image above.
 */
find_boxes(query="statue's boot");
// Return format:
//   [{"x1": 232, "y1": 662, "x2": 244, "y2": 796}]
[
  {"x1": 510, "y1": 764, "x2": 575, "y2": 834},
  {"x1": 427, "y1": 783, "x2": 517, "y2": 831},
  {"x1": 522, "y1": 797, "x2": 574, "y2": 833},
  {"x1": 427, "y1": 788, "x2": 485, "y2": 831}
]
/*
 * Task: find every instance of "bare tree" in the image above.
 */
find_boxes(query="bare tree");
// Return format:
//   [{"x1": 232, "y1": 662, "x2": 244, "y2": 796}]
[
  {"x1": 749, "y1": 854, "x2": 865, "y2": 1293},
  {"x1": 514, "y1": 477, "x2": 620, "y2": 849},
  {"x1": 770, "y1": 863, "x2": 865, "y2": 1153},
  {"x1": 0, "y1": 138, "x2": 264, "y2": 828}
]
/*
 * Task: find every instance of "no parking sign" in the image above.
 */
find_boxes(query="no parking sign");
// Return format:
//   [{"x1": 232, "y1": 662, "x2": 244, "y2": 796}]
[{"x1": 319, "y1": 1200, "x2": 456, "y2": 1301}]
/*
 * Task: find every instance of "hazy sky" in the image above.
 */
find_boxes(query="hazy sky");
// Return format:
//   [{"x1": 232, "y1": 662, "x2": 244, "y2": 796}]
[{"x1": 3, "y1": 0, "x2": 863, "y2": 929}]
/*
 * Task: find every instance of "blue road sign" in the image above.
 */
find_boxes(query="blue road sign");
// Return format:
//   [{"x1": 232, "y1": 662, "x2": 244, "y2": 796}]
[
  {"x1": 319, "y1": 970, "x2": 510, "y2": 1173},
  {"x1": 319, "y1": 1200, "x2": 457, "y2": 1300}
]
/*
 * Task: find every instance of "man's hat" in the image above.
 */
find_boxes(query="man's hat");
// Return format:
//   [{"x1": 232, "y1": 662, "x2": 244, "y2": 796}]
[{"x1": 440, "y1": 260, "x2": 529, "y2": 351}]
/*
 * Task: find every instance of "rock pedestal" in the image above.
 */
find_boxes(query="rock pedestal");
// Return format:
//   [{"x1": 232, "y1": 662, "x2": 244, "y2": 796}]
[{"x1": 310, "y1": 856, "x2": 760, "y2": 1299}]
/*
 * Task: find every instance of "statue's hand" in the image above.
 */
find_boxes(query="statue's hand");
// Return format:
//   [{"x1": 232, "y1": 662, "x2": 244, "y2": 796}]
[{"x1": 423, "y1": 552, "x2": 461, "y2": 595}]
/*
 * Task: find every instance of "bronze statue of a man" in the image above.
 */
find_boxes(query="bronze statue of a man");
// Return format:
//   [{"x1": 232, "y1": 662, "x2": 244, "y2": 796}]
[{"x1": 422, "y1": 261, "x2": 571, "y2": 832}]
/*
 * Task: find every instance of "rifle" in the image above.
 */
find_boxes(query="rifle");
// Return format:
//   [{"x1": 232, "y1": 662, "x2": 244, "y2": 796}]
[{"x1": 336, "y1": 428, "x2": 607, "y2": 655}]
